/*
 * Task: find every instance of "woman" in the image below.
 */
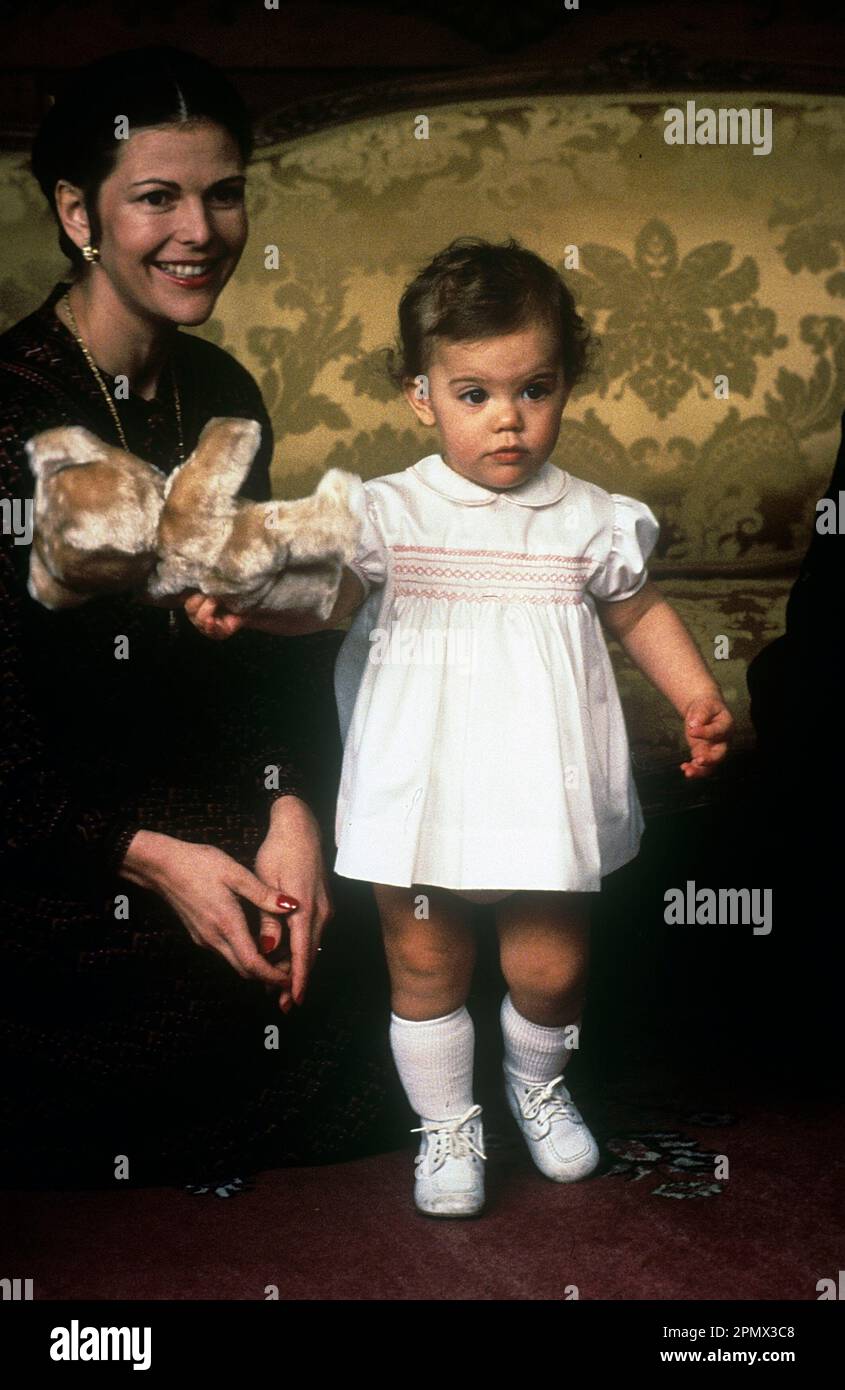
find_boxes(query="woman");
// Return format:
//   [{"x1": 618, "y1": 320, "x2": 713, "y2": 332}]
[{"x1": 0, "y1": 45, "x2": 396, "y2": 1187}]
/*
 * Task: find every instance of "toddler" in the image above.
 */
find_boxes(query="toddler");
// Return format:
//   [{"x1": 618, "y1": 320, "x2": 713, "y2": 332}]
[{"x1": 189, "y1": 237, "x2": 733, "y2": 1218}]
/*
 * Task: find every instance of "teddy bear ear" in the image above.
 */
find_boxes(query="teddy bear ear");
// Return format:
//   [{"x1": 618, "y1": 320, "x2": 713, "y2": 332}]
[
  {"x1": 25, "y1": 425, "x2": 109, "y2": 480},
  {"x1": 167, "y1": 417, "x2": 262, "y2": 508}
]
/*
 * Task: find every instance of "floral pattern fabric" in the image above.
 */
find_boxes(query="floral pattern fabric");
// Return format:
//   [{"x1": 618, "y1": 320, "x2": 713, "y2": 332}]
[{"x1": 4, "y1": 90, "x2": 837, "y2": 763}]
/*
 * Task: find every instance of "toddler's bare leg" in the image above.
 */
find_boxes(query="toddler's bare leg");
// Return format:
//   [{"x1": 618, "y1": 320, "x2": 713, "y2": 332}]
[
  {"x1": 372, "y1": 883, "x2": 477, "y2": 1020},
  {"x1": 496, "y1": 891, "x2": 599, "y2": 1182},
  {"x1": 495, "y1": 889, "x2": 592, "y2": 1027}
]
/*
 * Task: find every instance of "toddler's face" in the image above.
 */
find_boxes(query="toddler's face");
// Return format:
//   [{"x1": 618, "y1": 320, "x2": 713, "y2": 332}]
[{"x1": 403, "y1": 321, "x2": 570, "y2": 491}]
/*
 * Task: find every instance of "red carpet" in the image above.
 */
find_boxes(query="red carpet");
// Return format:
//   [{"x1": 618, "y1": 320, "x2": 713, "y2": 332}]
[{"x1": 2, "y1": 1064, "x2": 840, "y2": 1301}]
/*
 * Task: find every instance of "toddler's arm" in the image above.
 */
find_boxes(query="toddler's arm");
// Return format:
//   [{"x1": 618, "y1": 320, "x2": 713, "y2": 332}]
[
  {"x1": 184, "y1": 566, "x2": 367, "y2": 641},
  {"x1": 595, "y1": 580, "x2": 734, "y2": 779}
]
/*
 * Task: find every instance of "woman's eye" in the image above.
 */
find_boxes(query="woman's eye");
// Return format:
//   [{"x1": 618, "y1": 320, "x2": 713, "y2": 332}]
[
  {"x1": 460, "y1": 388, "x2": 488, "y2": 405},
  {"x1": 138, "y1": 187, "x2": 244, "y2": 209},
  {"x1": 523, "y1": 383, "x2": 551, "y2": 400},
  {"x1": 209, "y1": 186, "x2": 245, "y2": 206}
]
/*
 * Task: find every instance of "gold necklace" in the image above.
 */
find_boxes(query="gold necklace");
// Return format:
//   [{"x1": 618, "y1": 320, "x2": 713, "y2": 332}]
[
  {"x1": 61, "y1": 291, "x2": 185, "y2": 464},
  {"x1": 61, "y1": 289, "x2": 184, "y2": 638}
]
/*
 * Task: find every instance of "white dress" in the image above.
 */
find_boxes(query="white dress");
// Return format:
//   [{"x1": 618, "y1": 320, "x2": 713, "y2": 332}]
[{"x1": 333, "y1": 453, "x2": 660, "y2": 896}]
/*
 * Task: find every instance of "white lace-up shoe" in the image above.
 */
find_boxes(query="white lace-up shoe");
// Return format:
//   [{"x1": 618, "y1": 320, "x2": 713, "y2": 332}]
[
  {"x1": 504, "y1": 1067, "x2": 600, "y2": 1182},
  {"x1": 411, "y1": 1104, "x2": 487, "y2": 1217}
]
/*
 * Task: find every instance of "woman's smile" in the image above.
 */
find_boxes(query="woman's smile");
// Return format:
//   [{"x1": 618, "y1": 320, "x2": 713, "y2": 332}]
[{"x1": 150, "y1": 256, "x2": 224, "y2": 290}]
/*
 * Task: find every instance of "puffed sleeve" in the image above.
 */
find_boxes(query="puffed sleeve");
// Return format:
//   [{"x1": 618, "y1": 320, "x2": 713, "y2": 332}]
[
  {"x1": 586, "y1": 493, "x2": 660, "y2": 602},
  {"x1": 345, "y1": 476, "x2": 387, "y2": 598}
]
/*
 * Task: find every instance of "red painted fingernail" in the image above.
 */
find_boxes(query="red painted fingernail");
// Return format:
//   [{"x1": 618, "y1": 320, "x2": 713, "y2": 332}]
[
  {"x1": 276, "y1": 896, "x2": 299, "y2": 910},
  {"x1": 259, "y1": 935, "x2": 275, "y2": 954}
]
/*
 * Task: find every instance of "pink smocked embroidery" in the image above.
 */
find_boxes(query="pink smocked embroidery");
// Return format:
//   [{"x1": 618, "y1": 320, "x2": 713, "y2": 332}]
[
  {"x1": 394, "y1": 587, "x2": 584, "y2": 605},
  {"x1": 392, "y1": 544, "x2": 590, "y2": 564},
  {"x1": 390, "y1": 544, "x2": 590, "y2": 605}
]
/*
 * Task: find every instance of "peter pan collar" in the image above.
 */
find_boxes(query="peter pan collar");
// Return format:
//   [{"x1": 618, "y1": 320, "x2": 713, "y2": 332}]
[{"x1": 412, "y1": 453, "x2": 569, "y2": 508}]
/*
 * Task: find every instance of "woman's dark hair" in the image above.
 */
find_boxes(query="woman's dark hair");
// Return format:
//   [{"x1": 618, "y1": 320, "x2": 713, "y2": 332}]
[
  {"x1": 31, "y1": 45, "x2": 254, "y2": 272},
  {"x1": 386, "y1": 236, "x2": 597, "y2": 392}
]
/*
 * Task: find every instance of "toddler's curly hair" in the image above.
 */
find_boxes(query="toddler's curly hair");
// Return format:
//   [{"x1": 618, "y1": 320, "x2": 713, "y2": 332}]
[{"x1": 385, "y1": 236, "x2": 598, "y2": 391}]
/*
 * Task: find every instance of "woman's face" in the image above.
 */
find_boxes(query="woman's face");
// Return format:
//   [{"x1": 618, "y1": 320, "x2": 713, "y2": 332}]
[{"x1": 86, "y1": 119, "x2": 247, "y2": 326}]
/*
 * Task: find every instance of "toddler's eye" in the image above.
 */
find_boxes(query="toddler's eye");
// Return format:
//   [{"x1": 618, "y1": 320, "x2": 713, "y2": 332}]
[
  {"x1": 523, "y1": 383, "x2": 552, "y2": 400},
  {"x1": 460, "y1": 388, "x2": 488, "y2": 406}
]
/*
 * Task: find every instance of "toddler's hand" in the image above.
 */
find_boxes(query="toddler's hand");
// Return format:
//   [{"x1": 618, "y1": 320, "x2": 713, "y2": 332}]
[
  {"x1": 680, "y1": 693, "x2": 733, "y2": 779},
  {"x1": 185, "y1": 592, "x2": 246, "y2": 640}
]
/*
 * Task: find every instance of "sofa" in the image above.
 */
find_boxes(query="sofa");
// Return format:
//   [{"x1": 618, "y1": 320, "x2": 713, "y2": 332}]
[{"x1": 3, "y1": 61, "x2": 843, "y2": 815}]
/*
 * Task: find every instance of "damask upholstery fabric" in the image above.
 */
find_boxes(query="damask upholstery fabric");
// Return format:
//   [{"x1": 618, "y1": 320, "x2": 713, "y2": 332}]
[{"x1": 2, "y1": 91, "x2": 842, "y2": 767}]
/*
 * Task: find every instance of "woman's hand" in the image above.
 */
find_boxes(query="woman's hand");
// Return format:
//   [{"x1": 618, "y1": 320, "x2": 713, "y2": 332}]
[
  {"x1": 253, "y1": 795, "x2": 334, "y2": 1013},
  {"x1": 119, "y1": 830, "x2": 299, "y2": 987},
  {"x1": 681, "y1": 694, "x2": 734, "y2": 778}
]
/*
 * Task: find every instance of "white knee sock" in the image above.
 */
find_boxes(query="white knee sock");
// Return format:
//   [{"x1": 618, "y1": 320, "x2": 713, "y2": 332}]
[
  {"x1": 389, "y1": 1005, "x2": 475, "y2": 1121},
  {"x1": 500, "y1": 992, "x2": 578, "y2": 1085}
]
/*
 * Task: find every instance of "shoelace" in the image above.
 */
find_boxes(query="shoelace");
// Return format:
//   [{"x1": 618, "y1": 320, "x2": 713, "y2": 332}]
[
  {"x1": 411, "y1": 1104, "x2": 487, "y2": 1172},
  {"x1": 519, "y1": 1075, "x2": 582, "y2": 1126}
]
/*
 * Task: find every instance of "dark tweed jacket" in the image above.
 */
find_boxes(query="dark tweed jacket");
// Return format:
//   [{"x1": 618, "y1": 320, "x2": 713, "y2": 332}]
[{"x1": 0, "y1": 283, "x2": 395, "y2": 1186}]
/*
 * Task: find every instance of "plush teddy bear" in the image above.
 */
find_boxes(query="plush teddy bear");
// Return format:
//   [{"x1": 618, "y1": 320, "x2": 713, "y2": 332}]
[
  {"x1": 149, "y1": 416, "x2": 360, "y2": 619},
  {"x1": 26, "y1": 424, "x2": 167, "y2": 609},
  {"x1": 25, "y1": 416, "x2": 362, "y2": 621}
]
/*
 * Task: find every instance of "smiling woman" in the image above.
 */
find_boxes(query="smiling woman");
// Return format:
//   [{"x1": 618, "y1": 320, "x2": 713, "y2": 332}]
[
  {"x1": 32, "y1": 48, "x2": 251, "y2": 403},
  {"x1": 0, "y1": 46, "x2": 397, "y2": 1188},
  {"x1": 98, "y1": 129, "x2": 244, "y2": 288}
]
